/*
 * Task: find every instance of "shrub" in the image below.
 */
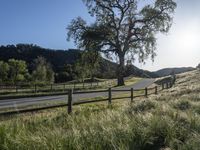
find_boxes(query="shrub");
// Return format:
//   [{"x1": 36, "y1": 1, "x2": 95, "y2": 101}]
[
  {"x1": 174, "y1": 100, "x2": 191, "y2": 111},
  {"x1": 132, "y1": 101, "x2": 156, "y2": 113}
]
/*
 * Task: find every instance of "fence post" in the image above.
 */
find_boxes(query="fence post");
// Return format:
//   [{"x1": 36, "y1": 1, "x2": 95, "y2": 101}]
[
  {"x1": 51, "y1": 84, "x2": 53, "y2": 92},
  {"x1": 131, "y1": 88, "x2": 134, "y2": 102},
  {"x1": 16, "y1": 85, "x2": 18, "y2": 93},
  {"x1": 83, "y1": 81, "x2": 85, "y2": 89},
  {"x1": 162, "y1": 83, "x2": 164, "y2": 90},
  {"x1": 155, "y1": 86, "x2": 158, "y2": 95},
  {"x1": 167, "y1": 82, "x2": 169, "y2": 89},
  {"x1": 63, "y1": 84, "x2": 65, "y2": 91},
  {"x1": 145, "y1": 87, "x2": 148, "y2": 97},
  {"x1": 68, "y1": 89, "x2": 73, "y2": 114},
  {"x1": 34, "y1": 84, "x2": 37, "y2": 93},
  {"x1": 73, "y1": 82, "x2": 76, "y2": 89},
  {"x1": 108, "y1": 88, "x2": 112, "y2": 105}
]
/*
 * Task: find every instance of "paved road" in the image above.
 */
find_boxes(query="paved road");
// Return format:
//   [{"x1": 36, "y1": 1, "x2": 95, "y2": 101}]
[{"x1": 0, "y1": 79, "x2": 155, "y2": 110}]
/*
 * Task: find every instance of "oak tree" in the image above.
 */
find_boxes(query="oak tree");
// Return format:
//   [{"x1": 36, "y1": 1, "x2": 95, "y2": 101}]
[{"x1": 67, "y1": 0, "x2": 177, "y2": 86}]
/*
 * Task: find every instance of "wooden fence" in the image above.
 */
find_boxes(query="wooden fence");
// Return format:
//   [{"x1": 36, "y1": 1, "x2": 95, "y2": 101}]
[
  {"x1": 0, "y1": 79, "x2": 175, "y2": 116},
  {"x1": 0, "y1": 80, "x2": 115, "y2": 95}
]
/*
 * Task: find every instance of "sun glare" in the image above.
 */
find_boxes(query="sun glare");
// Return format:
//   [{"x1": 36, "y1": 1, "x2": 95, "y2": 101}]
[{"x1": 175, "y1": 25, "x2": 199, "y2": 50}]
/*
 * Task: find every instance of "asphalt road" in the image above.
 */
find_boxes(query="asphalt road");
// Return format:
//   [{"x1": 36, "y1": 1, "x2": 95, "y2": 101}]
[{"x1": 0, "y1": 79, "x2": 155, "y2": 110}]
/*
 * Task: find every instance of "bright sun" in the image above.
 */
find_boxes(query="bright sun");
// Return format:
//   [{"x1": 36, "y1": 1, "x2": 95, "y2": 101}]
[{"x1": 174, "y1": 25, "x2": 199, "y2": 50}]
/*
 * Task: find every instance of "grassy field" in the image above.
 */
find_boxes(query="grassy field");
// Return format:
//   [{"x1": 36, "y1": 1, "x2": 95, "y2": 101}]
[{"x1": 0, "y1": 70, "x2": 199, "y2": 149}]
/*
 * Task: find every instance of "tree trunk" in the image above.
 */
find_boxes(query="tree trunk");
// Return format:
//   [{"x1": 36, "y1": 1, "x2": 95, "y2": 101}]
[{"x1": 117, "y1": 55, "x2": 125, "y2": 86}]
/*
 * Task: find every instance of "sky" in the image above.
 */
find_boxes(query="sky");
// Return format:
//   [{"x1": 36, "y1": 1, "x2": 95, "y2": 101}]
[{"x1": 0, "y1": 0, "x2": 199, "y2": 71}]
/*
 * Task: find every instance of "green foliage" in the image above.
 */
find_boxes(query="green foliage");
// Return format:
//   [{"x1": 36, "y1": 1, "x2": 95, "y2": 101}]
[
  {"x1": 67, "y1": 0, "x2": 177, "y2": 85},
  {"x1": 74, "y1": 59, "x2": 89, "y2": 82},
  {"x1": 55, "y1": 64, "x2": 75, "y2": 83},
  {"x1": 8, "y1": 59, "x2": 28, "y2": 84},
  {"x1": 0, "y1": 61, "x2": 9, "y2": 83},
  {"x1": 0, "y1": 44, "x2": 120, "y2": 82},
  {"x1": 82, "y1": 50, "x2": 100, "y2": 79},
  {"x1": 74, "y1": 51, "x2": 100, "y2": 82},
  {"x1": 32, "y1": 56, "x2": 55, "y2": 84}
]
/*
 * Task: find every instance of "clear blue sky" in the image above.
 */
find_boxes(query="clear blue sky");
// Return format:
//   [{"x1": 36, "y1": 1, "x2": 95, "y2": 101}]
[
  {"x1": 0, "y1": 0, "x2": 92, "y2": 49},
  {"x1": 0, "y1": 0, "x2": 200, "y2": 71}
]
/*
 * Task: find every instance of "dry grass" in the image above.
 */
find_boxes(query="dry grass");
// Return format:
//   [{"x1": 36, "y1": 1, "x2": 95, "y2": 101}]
[{"x1": 0, "y1": 70, "x2": 200, "y2": 150}]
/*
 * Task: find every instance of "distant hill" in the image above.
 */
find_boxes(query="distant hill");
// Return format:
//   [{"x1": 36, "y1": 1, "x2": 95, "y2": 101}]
[
  {"x1": 125, "y1": 65, "x2": 159, "y2": 78},
  {"x1": 153, "y1": 67, "x2": 195, "y2": 77}
]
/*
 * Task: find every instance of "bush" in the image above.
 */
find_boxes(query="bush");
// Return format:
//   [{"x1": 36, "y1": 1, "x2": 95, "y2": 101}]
[
  {"x1": 131, "y1": 101, "x2": 156, "y2": 113},
  {"x1": 174, "y1": 100, "x2": 191, "y2": 111}
]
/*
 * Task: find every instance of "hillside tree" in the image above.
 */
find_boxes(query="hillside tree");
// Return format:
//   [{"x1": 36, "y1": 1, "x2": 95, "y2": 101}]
[
  {"x1": 67, "y1": 0, "x2": 177, "y2": 85},
  {"x1": 81, "y1": 50, "x2": 100, "y2": 80},
  {"x1": 0, "y1": 61, "x2": 9, "y2": 83},
  {"x1": 8, "y1": 59, "x2": 28, "y2": 84},
  {"x1": 74, "y1": 58, "x2": 90, "y2": 83},
  {"x1": 32, "y1": 56, "x2": 55, "y2": 83}
]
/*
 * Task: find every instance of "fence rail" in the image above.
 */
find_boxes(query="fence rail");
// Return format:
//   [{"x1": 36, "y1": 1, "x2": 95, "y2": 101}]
[
  {"x1": 0, "y1": 80, "x2": 116, "y2": 96},
  {"x1": 0, "y1": 77, "x2": 175, "y2": 116}
]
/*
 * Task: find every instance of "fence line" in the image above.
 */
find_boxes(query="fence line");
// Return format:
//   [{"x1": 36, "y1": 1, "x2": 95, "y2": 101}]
[
  {"x1": 0, "y1": 80, "x2": 115, "y2": 95},
  {"x1": 0, "y1": 78, "x2": 175, "y2": 116}
]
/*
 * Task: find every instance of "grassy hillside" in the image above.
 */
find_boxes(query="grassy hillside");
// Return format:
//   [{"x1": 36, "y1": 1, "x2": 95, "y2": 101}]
[
  {"x1": 154, "y1": 67, "x2": 195, "y2": 77},
  {"x1": 0, "y1": 70, "x2": 200, "y2": 149}
]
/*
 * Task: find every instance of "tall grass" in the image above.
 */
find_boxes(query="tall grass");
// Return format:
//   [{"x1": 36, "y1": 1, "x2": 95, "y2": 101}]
[{"x1": 0, "y1": 70, "x2": 199, "y2": 149}]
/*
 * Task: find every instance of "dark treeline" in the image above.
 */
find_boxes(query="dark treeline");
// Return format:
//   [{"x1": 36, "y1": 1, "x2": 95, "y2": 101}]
[
  {"x1": 0, "y1": 44, "x2": 80, "y2": 73},
  {"x1": 0, "y1": 44, "x2": 159, "y2": 84},
  {"x1": 0, "y1": 44, "x2": 118, "y2": 84}
]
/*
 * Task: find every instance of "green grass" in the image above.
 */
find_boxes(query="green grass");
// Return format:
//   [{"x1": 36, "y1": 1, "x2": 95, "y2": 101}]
[{"x1": 0, "y1": 70, "x2": 200, "y2": 149}]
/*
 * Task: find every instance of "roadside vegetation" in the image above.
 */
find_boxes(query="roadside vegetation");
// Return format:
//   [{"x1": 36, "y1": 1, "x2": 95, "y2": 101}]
[
  {"x1": 0, "y1": 70, "x2": 199, "y2": 149},
  {"x1": 0, "y1": 75, "x2": 141, "y2": 100}
]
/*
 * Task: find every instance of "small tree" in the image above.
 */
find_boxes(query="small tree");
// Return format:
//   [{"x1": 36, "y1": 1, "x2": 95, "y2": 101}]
[
  {"x1": 32, "y1": 56, "x2": 54, "y2": 84},
  {"x1": 81, "y1": 50, "x2": 100, "y2": 81},
  {"x1": 74, "y1": 58, "x2": 89, "y2": 83},
  {"x1": 67, "y1": 0, "x2": 177, "y2": 86},
  {"x1": 0, "y1": 61, "x2": 9, "y2": 83},
  {"x1": 63, "y1": 64, "x2": 74, "y2": 80},
  {"x1": 8, "y1": 59, "x2": 28, "y2": 84},
  {"x1": 46, "y1": 65, "x2": 55, "y2": 83},
  {"x1": 74, "y1": 50, "x2": 100, "y2": 83}
]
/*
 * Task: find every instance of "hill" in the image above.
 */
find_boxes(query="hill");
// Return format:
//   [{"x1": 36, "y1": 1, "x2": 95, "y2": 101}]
[
  {"x1": 154, "y1": 67, "x2": 195, "y2": 77},
  {"x1": 125, "y1": 65, "x2": 159, "y2": 78}
]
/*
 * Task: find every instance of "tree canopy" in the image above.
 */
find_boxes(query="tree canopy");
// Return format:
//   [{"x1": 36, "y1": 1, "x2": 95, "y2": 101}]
[
  {"x1": 67, "y1": 0, "x2": 177, "y2": 85},
  {"x1": 32, "y1": 56, "x2": 55, "y2": 84},
  {"x1": 8, "y1": 59, "x2": 29, "y2": 84}
]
